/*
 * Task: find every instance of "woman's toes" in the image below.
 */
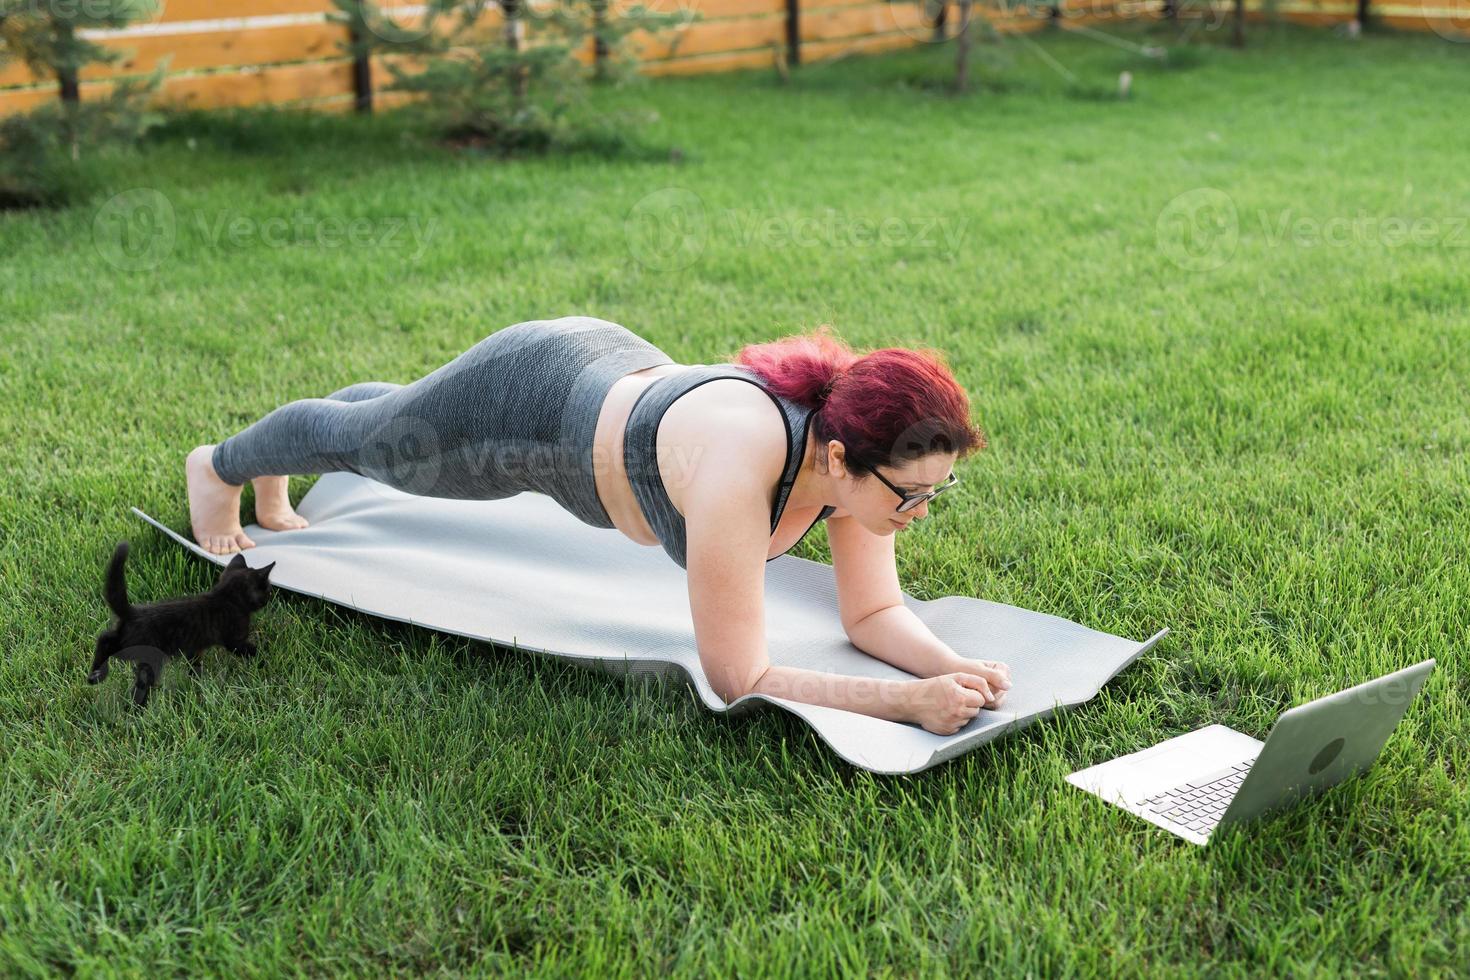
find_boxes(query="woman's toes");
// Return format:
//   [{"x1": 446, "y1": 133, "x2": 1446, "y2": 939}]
[{"x1": 202, "y1": 532, "x2": 253, "y2": 554}]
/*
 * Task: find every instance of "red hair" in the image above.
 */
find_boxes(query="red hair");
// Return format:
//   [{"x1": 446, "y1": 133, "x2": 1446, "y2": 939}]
[{"x1": 723, "y1": 324, "x2": 987, "y2": 474}]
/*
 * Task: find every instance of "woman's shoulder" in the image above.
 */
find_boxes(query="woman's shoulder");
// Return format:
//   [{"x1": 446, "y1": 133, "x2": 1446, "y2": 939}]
[
  {"x1": 665, "y1": 375, "x2": 788, "y2": 442},
  {"x1": 656, "y1": 376, "x2": 789, "y2": 507}
]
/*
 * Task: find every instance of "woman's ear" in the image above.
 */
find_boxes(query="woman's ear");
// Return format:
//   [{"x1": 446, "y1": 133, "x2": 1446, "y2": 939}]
[{"x1": 826, "y1": 440, "x2": 851, "y2": 478}]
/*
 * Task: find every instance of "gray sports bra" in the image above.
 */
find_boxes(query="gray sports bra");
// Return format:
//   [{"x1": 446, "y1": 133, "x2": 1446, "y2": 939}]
[{"x1": 622, "y1": 364, "x2": 837, "y2": 570}]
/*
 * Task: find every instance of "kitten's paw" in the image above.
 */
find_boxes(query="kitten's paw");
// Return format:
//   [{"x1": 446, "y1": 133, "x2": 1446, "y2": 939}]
[
  {"x1": 231, "y1": 640, "x2": 258, "y2": 658},
  {"x1": 130, "y1": 670, "x2": 154, "y2": 707}
]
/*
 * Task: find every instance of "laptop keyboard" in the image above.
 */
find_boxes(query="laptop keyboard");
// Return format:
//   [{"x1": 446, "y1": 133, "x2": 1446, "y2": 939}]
[{"x1": 1138, "y1": 758, "x2": 1256, "y2": 835}]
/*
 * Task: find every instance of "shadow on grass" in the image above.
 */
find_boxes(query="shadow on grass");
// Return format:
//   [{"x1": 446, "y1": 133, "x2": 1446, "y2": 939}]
[
  {"x1": 145, "y1": 102, "x2": 682, "y2": 166},
  {"x1": 145, "y1": 105, "x2": 434, "y2": 157}
]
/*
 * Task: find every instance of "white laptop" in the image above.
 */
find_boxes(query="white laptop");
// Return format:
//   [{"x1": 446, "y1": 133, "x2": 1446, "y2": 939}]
[{"x1": 1066, "y1": 659, "x2": 1435, "y2": 845}]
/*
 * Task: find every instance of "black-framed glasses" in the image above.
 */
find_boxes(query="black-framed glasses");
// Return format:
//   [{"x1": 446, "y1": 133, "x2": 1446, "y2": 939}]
[{"x1": 866, "y1": 465, "x2": 959, "y2": 513}]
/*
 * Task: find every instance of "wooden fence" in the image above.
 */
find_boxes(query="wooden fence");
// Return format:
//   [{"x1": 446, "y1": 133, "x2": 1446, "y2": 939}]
[{"x1": 0, "y1": 0, "x2": 1463, "y2": 119}]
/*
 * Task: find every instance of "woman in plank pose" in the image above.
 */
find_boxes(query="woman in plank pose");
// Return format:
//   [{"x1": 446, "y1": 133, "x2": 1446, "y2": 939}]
[{"x1": 187, "y1": 316, "x2": 1008, "y2": 734}]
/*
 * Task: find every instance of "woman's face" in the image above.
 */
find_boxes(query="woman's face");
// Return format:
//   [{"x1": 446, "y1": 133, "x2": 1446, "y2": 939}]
[{"x1": 844, "y1": 451, "x2": 959, "y2": 534}]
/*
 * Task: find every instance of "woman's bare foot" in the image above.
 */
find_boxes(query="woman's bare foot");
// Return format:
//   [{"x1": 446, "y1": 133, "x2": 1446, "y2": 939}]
[
  {"x1": 186, "y1": 444, "x2": 255, "y2": 554},
  {"x1": 252, "y1": 475, "x2": 309, "y2": 531}
]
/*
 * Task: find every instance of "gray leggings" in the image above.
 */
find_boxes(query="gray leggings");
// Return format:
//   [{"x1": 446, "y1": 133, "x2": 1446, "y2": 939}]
[{"x1": 210, "y1": 316, "x2": 676, "y2": 529}]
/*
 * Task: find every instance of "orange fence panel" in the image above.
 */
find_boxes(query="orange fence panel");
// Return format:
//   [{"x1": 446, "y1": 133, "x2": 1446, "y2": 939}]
[{"x1": 0, "y1": 0, "x2": 1464, "y2": 120}]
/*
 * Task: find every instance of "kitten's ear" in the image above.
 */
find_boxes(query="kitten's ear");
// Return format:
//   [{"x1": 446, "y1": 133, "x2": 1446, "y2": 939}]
[
  {"x1": 259, "y1": 561, "x2": 276, "y2": 576},
  {"x1": 227, "y1": 553, "x2": 247, "y2": 569}
]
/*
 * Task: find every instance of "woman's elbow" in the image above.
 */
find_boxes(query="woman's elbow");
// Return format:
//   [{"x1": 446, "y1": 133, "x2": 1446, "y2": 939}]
[{"x1": 708, "y1": 661, "x2": 772, "y2": 705}]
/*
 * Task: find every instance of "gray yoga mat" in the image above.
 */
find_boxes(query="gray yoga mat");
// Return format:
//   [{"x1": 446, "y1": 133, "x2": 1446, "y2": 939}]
[{"x1": 132, "y1": 472, "x2": 1166, "y2": 775}]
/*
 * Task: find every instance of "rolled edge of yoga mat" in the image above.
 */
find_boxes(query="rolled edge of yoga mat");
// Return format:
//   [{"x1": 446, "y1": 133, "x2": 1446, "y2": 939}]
[{"x1": 131, "y1": 475, "x2": 1167, "y2": 775}]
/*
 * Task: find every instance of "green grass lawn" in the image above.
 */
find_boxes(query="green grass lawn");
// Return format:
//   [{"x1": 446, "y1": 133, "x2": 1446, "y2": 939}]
[{"x1": 2, "y1": 19, "x2": 1466, "y2": 975}]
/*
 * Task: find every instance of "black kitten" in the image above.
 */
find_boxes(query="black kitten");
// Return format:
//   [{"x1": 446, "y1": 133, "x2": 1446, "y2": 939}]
[{"x1": 88, "y1": 541, "x2": 276, "y2": 706}]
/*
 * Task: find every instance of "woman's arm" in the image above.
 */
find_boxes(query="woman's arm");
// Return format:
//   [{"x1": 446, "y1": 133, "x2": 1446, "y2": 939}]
[
  {"x1": 680, "y1": 435, "x2": 990, "y2": 733},
  {"x1": 828, "y1": 513, "x2": 1011, "y2": 703}
]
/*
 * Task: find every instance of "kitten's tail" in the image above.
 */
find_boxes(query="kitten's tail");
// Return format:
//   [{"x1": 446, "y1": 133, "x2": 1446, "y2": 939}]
[{"x1": 104, "y1": 540, "x2": 133, "y2": 621}]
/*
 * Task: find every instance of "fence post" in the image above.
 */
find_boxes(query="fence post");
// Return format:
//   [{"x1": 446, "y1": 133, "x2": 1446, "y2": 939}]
[
  {"x1": 786, "y1": 0, "x2": 800, "y2": 67},
  {"x1": 59, "y1": 69, "x2": 80, "y2": 103},
  {"x1": 1356, "y1": 0, "x2": 1370, "y2": 27},
  {"x1": 57, "y1": 21, "x2": 80, "y2": 102},
  {"x1": 351, "y1": 25, "x2": 373, "y2": 113},
  {"x1": 593, "y1": 0, "x2": 609, "y2": 74}
]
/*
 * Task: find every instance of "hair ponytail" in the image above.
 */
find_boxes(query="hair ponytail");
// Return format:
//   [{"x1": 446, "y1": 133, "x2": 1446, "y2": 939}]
[
  {"x1": 727, "y1": 322, "x2": 857, "y2": 411},
  {"x1": 725, "y1": 324, "x2": 987, "y2": 473}
]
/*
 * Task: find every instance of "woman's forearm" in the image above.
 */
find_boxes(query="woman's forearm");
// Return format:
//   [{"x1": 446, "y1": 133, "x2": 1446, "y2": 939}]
[
  {"x1": 844, "y1": 604, "x2": 965, "y2": 678},
  {"x1": 749, "y1": 664, "x2": 917, "y2": 724}
]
